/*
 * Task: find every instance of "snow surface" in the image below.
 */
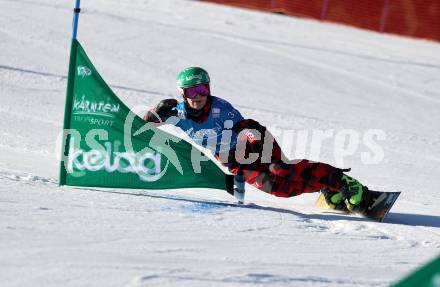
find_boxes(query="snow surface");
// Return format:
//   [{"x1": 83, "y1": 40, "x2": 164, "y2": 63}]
[{"x1": 1, "y1": 0, "x2": 440, "y2": 286}]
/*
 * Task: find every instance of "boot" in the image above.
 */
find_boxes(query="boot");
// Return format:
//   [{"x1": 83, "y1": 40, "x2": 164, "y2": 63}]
[
  {"x1": 340, "y1": 174, "x2": 367, "y2": 212},
  {"x1": 321, "y1": 188, "x2": 349, "y2": 212}
]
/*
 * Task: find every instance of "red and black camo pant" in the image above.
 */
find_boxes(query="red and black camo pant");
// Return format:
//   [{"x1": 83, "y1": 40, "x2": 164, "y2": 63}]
[
  {"x1": 222, "y1": 140, "x2": 345, "y2": 198},
  {"x1": 240, "y1": 160, "x2": 344, "y2": 197}
]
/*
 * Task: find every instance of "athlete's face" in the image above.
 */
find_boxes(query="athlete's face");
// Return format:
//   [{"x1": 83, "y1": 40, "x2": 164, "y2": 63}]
[{"x1": 186, "y1": 94, "x2": 208, "y2": 110}]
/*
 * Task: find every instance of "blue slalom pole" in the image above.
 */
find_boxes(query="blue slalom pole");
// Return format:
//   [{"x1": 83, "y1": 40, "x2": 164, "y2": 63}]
[
  {"x1": 72, "y1": 0, "x2": 81, "y2": 39},
  {"x1": 234, "y1": 170, "x2": 246, "y2": 204},
  {"x1": 60, "y1": 0, "x2": 81, "y2": 185}
]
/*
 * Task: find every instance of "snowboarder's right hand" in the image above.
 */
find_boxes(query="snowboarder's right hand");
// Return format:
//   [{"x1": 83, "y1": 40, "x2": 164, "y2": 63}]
[{"x1": 144, "y1": 98, "x2": 178, "y2": 123}]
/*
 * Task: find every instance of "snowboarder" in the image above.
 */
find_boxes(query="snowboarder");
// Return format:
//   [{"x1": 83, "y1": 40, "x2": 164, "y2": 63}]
[{"x1": 144, "y1": 67, "x2": 368, "y2": 212}]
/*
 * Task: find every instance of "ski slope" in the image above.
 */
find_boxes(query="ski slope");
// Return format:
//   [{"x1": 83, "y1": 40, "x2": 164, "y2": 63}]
[{"x1": 1, "y1": 0, "x2": 440, "y2": 286}]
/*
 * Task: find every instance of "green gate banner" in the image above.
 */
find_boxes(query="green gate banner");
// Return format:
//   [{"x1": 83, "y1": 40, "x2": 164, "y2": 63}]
[
  {"x1": 59, "y1": 39, "x2": 233, "y2": 192},
  {"x1": 392, "y1": 254, "x2": 440, "y2": 287}
]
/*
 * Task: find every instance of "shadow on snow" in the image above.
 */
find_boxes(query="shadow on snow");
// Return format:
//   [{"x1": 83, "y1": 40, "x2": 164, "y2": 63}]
[{"x1": 88, "y1": 188, "x2": 440, "y2": 228}]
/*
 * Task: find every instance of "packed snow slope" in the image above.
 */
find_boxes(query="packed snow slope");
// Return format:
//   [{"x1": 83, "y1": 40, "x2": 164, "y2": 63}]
[{"x1": 1, "y1": 0, "x2": 440, "y2": 286}]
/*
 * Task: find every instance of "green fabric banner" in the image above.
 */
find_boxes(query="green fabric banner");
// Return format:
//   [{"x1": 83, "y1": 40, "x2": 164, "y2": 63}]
[
  {"x1": 392, "y1": 255, "x2": 440, "y2": 287},
  {"x1": 59, "y1": 39, "x2": 233, "y2": 192}
]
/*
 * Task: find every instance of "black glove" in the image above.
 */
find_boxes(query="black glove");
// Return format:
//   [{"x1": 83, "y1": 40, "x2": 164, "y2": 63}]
[
  {"x1": 144, "y1": 99, "x2": 178, "y2": 123},
  {"x1": 232, "y1": 119, "x2": 267, "y2": 156},
  {"x1": 232, "y1": 119, "x2": 266, "y2": 134}
]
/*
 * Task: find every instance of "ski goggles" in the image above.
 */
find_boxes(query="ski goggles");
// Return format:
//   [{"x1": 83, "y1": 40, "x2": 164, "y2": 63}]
[{"x1": 183, "y1": 84, "x2": 210, "y2": 99}]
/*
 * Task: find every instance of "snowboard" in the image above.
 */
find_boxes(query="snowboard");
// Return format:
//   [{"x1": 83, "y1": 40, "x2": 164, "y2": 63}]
[{"x1": 315, "y1": 190, "x2": 401, "y2": 222}]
